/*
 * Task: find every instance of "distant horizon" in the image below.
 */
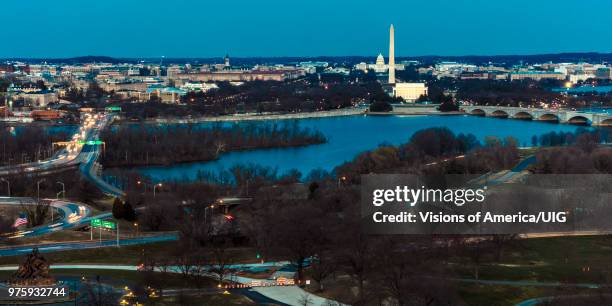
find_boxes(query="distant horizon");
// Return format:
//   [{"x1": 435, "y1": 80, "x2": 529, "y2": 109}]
[{"x1": 3, "y1": 51, "x2": 612, "y2": 61}]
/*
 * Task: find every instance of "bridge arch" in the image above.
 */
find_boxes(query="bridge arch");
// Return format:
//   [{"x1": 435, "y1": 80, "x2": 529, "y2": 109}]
[
  {"x1": 470, "y1": 109, "x2": 486, "y2": 116},
  {"x1": 538, "y1": 113, "x2": 560, "y2": 122},
  {"x1": 567, "y1": 116, "x2": 591, "y2": 126},
  {"x1": 513, "y1": 111, "x2": 533, "y2": 120},
  {"x1": 600, "y1": 119, "x2": 612, "y2": 126},
  {"x1": 490, "y1": 110, "x2": 509, "y2": 118}
]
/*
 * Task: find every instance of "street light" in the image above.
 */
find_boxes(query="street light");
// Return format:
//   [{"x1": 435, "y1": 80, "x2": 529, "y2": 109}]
[
  {"x1": 134, "y1": 222, "x2": 139, "y2": 238},
  {"x1": 0, "y1": 178, "x2": 9, "y2": 197},
  {"x1": 137, "y1": 180, "x2": 147, "y2": 193},
  {"x1": 245, "y1": 179, "x2": 251, "y2": 196},
  {"x1": 37, "y1": 179, "x2": 46, "y2": 202},
  {"x1": 56, "y1": 181, "x2": 65, "y2": 199},
  {"x1": 337, "y1": 176, "x2": 347, "y2": 188},
  {"x1": 37, "y1": 179, "x2": 52, "y2": 221},
  {"x1": 153, "y1": 183, "x2": 162, "y2": 197},
  {"x1": 204, "y1": 204, "x2": 215, "y2": 225}
]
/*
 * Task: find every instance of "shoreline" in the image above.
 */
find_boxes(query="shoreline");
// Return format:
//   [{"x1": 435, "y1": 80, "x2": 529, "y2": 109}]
[
  {"x1": 368, "y1": 110, "x2": 462, "y2": 116},
  {"x1": 118, "y1": 108, "x2": 456, "y2": 124},
  {"x1": 129, "y1": 108, "x2": 367, "y2": 124},
  {"x1": 3, "y1": 108, "x2": 457, "y2": 127},
  {"x1": 100, "y1": 139, "x2": 327, "y2": 169},
  {"x1": 0, "y1": 121, "x2": 78, "y2": 127}
]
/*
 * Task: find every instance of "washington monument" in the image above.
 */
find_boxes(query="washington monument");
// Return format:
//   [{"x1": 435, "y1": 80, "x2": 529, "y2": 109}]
[{"x1": 388, "y1": 24, "x2": 395, "y2": 84}]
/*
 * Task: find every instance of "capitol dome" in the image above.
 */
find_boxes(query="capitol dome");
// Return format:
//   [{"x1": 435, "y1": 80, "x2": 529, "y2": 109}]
[{"x1": 376, "y1": 53, "x2": 385, "y2": 65}]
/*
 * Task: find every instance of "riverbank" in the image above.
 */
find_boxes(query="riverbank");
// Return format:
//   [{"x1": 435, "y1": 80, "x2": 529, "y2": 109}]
[
  {"x1": 101, "y1": 141, "x2": 327, "y2": 168},
  {"x1": 121, "y1": 115, "x2": 586, "y2": 183},
  {"x1": 100, "y1": 122, "x2": 328, "y2": 168},
  {"x1": 123, "y1": 108, "x2": 366, "y2": 124},
  {"x1": 0, "y1": 121, "x2": 78, "y2": 127},
  {"x1": 368, "y1": 110, "x2": 462, "y2": 116},
  {"x1": 368, "y1": 103, "x2": 461, "y2": 116}
]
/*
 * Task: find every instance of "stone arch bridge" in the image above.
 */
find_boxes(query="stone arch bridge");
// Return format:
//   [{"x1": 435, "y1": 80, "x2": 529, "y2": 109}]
[{"x1": 461, "y1": 106, "x2": 612, "y2": 126}]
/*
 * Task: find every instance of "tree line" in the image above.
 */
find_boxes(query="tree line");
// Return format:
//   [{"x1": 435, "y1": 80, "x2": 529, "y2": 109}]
[
  {"x1": 0, "y1": 125, "x2": 71, "y2": 166},
  {"x1": 100, "y1": 121, "x2": 327, "y2": 167},
  {"x1": 531, "y1": 127, "x2": 610, "y2": 147}
]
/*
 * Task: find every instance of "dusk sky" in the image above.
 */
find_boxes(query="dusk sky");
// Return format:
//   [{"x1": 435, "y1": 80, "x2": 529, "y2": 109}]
[{"x1": 4, "y1": 0, "x2": 612, "y2": 58}]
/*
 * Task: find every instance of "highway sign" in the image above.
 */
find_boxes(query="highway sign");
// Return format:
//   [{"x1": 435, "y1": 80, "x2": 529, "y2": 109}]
[
  {"x1": 102, "y1": 221, "x2": 116, "y2": 229},
  {"x1": 90, "y1": 219, "x2": 116, "y2": 229},
  {"x1": 90, "y1": 219, "x2": 102, "y2": 227},
  {"x1": 78, "y1": 140, "x2": 104, "y2": 145},
  {"x1": 105, "y1": 106, "x2": 121, "y2": 112}
]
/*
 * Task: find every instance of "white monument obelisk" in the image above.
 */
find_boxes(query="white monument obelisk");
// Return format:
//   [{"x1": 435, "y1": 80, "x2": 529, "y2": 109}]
[{"x1": 388, "y1": 24, "x2": 395, "y2": 84}]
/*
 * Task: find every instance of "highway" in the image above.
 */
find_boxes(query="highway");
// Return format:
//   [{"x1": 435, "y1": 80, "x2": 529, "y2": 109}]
[
  {"x1": 71, "y1": 113, "x2": 126, "y2": 197},
  {"x1": 79, "y1": 142, "x2": 125, "y2": 198},
  {"x1": 0, "y1": 113, "x2": 101, "y2": 176},
  {"x1": 0, "y1": 112, "x2": 125, "y2": 198},
  {"x1": 0, "y1": 197, "x2": 177, "y2": 257},
  {"x1": 0, "y1": 197, "x2": 96, "y2": 239},
  {"x1": 0, "y1": 233, "x2": 178, "y2": 256}
]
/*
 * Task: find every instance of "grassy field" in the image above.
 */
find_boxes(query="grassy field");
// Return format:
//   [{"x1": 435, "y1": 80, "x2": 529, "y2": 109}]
[
  {"x1": 447, "y1": 235, "x2": 612, "y2": 305},
  {"x1": 302, "y1": 235, "x2": 612, "y2": 306},
  {"x1": 0, "y1": 241, "x2": 175, "y2": 266},
  {"x1": 454, "y1": 235, "x2": 612, "y2": 284},
  {"x1": 456, "y1": 283, "x2": 579, "y2": 306}
]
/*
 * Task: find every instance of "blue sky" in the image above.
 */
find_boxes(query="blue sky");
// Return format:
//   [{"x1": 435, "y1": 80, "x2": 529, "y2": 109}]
[{"x1": 3, "y1": 0, "x2": 612, "y2": 58}]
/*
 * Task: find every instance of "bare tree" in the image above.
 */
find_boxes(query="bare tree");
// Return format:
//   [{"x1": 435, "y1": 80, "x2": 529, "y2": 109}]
[
  {"x1": 0, "y1": 215, "x2": 14, "y2": 236},
  {"x1": 310, "y1": 251, "x2": 337, "y2": 292},
  {"x1": 460, "y1": 239, "x2": 492, "y2": 280},
  {"x1": 77, "y1": 276, "x2": 122, "y2": 306},
  {"x1": 237, "y1": 190, "x2": 277, "y2": 260},
  {"x1": 335, "y1": 222, "x2": 373, "y2": 303},
  {"x1": 141, "y1": 254, "x2": 174, "y2": 298},
  {"x1": 490, "y1": 234, "x2": 518, "y2": 262},
  {"x1": 374, "y1": 238, "x2": 456, "y2": 306},
  {"x1": 210, "y1": 240, "x2": 234, "y2": 285},
  {"x1": 174, "y1": 248, "x2": 197, "y2": 280},
  {"x1": 141, "y1": 195, "x2": 179, "y2": 231},
  {"x1": 177, "y1": 203, "x2": 213, "y2": 248},
  {"x1": 272, "y1": 204, "x2": 327, "y2": 283},
  {"x1": 20, "y1": 199, "x2": 50, "y2": 227}
]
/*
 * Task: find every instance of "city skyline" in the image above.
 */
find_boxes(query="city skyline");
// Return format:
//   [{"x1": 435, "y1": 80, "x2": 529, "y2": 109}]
[{"x1": 3, "y1": 0, "x2": 612, "y2": 58}]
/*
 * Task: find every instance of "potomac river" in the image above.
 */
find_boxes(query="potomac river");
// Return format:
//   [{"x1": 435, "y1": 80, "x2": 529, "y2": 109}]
[{"x1": 123, "y1": 114, "x2": 590, "y2": 182}]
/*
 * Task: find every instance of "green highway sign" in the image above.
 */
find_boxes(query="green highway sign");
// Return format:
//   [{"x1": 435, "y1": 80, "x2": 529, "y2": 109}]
[
  {"x1": 90, "y1": 219, "x2": 102, "y2": 227},
  {"x1": 102, "y1": 221, "x2": 116, "y2": 229},
  {"x1": 105, "y1": 106, "x2": 121, "y2": 112},
  {"x1": 90, "y1": 219, "x2": 116, "y2": 229},
  {"x1": 78, "y1": 140, "x2": 104, "y2": 145}
]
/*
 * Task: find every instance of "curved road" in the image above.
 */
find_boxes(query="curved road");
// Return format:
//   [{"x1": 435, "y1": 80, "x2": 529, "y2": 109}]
[
  {"x1": 0, "y1": 233, "x2": 178, "y2": 256},
  {"x1": 0, "y1": 197, "x2": 94, "y2": 239},
  {"x1": 0, "y1": 114, "x2": 99, "y2": 176},
  {"x1": 0, "y1": 113, "x2": 124, "y2": 198}
]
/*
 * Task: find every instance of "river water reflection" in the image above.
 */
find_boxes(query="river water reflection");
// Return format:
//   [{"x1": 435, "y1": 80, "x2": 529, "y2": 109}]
[{"x1": 126, "y1": 115, "x2": 588, "y2": 182}]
